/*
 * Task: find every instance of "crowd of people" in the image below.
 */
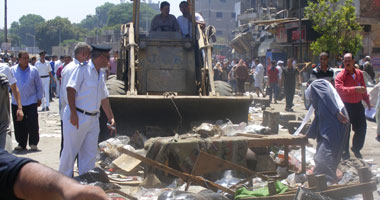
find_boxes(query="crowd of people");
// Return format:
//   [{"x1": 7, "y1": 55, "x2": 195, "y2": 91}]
[
  {"x1": 213, "y1": 57, "x2": 301, "y2": 112},
  {"x1": 212, "y1": 51, "x2": 377, "y2": 183},
  {"x1": 0, "y1": 42, "x2": 119, "y2": 199}
]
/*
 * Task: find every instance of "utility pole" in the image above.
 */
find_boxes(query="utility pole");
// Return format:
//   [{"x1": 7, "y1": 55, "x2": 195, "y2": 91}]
[
  {"x1": 59, "y1": 29, "x2": 61, "y2": 46},
  {"x1": 5, "y1": 0, "x2": 8, "y2": 42},
  {"x1": 298, "y1": 0, "x2": 302, "y2": 62}
]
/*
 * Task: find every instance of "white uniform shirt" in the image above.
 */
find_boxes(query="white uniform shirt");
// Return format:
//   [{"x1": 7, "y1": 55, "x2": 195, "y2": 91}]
[
  {"x1": 254, "y1": 63, "x2": 264, "y2": 80},
  {"x1": 60, "y1": 59, "x2": 80, "y2": 117},
  {"x1": 276, "y1": 65, "x2": 283, "y2": 80},
  {"x1": 66, "y1": 60, "x2": 108, "y2": 113},
  {"x1": 177, "y1": 13, "x2": 205, "y2": 37},
  {"x1": 35, "y1": 60, "x2": 52, "y2": 76},
  {"x1": 0, "y1": 63, "x2": 17, "y2": 85}
]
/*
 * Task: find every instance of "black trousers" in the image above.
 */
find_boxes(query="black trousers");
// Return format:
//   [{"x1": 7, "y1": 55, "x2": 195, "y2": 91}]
[
  {"x1": 344, "y1": 102, "x2": 367, "y2": 153},
  {"x1": 284, "y1": 86, "x2": 295, "y2": 109},
  {"x1": 237, "y1": 79, "x2": 245, "y2": 93},
  {"x1": 12, "y1": 104, "x2": 39, "y2": 148}
]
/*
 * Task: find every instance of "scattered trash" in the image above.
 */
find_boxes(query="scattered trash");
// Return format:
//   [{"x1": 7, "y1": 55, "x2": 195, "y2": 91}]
[
  {"x1": 157, "y1": 190, "x2": 229, "y2": 200},
  {"x1": 286, "y1": 173, "x2": 307, "y2": 187},
  {"x1": 215, "y1": 170, "x2": 243, "y2": 189},
  {"x1": 193, "y1": 123, "x2": 223, "y2": 138}
]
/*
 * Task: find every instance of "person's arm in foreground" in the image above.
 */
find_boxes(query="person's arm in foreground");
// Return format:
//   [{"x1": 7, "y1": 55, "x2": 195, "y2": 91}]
[{"x1": 14, "y1": 162, "x2": 110, "y2": 200}]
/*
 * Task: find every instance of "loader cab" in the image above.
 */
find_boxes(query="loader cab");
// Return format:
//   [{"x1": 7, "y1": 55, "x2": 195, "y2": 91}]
[{"x1": 125, "y1": 0, "x2": 201, "y2": 96}]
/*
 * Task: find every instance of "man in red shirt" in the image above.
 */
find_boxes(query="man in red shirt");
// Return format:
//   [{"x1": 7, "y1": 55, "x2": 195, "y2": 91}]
[
  {"x1": 335, "y1": 53, "x2": 371, "y2": 159},
  {"x1": 267, "y1": 60, "x2": 279, "y2": 104}
]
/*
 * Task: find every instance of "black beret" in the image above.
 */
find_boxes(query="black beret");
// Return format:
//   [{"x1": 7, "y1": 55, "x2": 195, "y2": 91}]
[{"x1": 91, "y1": 44, "x2": 112, "y2": 52}]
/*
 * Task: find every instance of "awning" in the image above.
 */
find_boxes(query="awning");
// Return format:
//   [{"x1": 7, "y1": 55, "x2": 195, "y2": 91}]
[{"x1": 258, "y1": 38, "x2": 281, "y2": 57}]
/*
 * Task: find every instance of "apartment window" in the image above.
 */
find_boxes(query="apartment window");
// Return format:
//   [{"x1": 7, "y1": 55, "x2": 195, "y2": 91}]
[
  {"x1": 216, "y1": 30, "x2": 223, "y2": 35},
  {"x1": 216, "y1": 12, "x2": 223, "y2": 18},
  {"x1": 231, "y1": 12, "x2": 236, "y2": 18},
  {"x1": 373, "y1": 48, "x2": 380, "y2": 54}
]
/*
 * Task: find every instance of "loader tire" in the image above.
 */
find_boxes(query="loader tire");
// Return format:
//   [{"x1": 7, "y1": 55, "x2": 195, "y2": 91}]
[
  {"x1": 106, "y1": 75, "x2": 126, "y2": 95},
  {"x1": 214, "y1": 80, "x2": 233, "y2": 96}
]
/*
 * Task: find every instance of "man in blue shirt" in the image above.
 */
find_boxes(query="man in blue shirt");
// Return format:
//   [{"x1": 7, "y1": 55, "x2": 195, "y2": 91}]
[{"x1": 10, "y1": 51, "x2": 43, "y2": 151}]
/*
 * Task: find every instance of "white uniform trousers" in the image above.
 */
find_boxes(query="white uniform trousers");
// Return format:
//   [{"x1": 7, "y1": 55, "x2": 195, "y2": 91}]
[
  {"x1": 41, "y1": 77, "x2": 50, "y2": 108},
  {"x1": 59, "y1": 112, "x2": 99, "y2": 177}
]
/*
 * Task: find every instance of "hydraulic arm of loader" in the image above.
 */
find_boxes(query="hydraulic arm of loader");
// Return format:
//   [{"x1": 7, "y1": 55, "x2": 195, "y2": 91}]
[
  {"x1": 197, "y1": 24, "x2": 216, "y2": 96},
  {"x1": 121, "y1": 23, "x2": 137, "y2": 96}
]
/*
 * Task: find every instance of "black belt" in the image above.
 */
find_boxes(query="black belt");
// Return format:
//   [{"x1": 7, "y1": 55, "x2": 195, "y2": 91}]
[
  {"x1": 40, "y1": 75, "x2": 49, "y2": 78},
  {"x1": 76, "y1": 108, "x2": 98, "y2": 116}
]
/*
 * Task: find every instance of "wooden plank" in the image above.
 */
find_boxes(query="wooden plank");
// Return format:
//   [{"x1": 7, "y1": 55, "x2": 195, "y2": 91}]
[
  {"x1": 306, "y1": 174, "x2": 317, "y2": 188},
  {"x1": 268, "y1": 181, "x2": 276, "y2": 196},
  {"x1": 112, "y1": 154, "x2": 141, "y2": 173},
  {"x1": 241, "y1": 181, "x2": 377, "y2": 199},
  {"x1": 236, "y1": 133, "x2": 265, "y2": 138},
  {"x1": 191, "y1": 151, "x2": 271, "y2": 181},
  {"x1": 320, "y1": 181, "x2": 377, "y2": 199},
  {"x1": 359, "y1": 167, "x2": 374, "y2": 200},
  {"x1": 284, "y1": 146, "x2": 289, "y2": 168},
  {"x1": 106, "y1": 189, "x2": 138, "y2": 200},
  {"x1": 315, "y1": 174, "x2": 327, "y2": 191},
  {"x1": 118, "y1": 148, "x2": 235, "y2": 195},
  {"x1": 301, "y1": 145, "x2": 306, "y2": 173},
  {"x1": 247, "y1": 136, "x2": 308, "y2": 147}
]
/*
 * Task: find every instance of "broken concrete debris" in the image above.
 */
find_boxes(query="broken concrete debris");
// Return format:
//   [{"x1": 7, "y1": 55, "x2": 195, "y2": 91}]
[{"x1": 91, "y1": 122, "x2": 377, "y2": 199}]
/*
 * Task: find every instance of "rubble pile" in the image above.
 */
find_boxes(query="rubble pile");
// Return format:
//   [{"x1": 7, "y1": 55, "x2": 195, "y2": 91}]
[{"x1": 90, "y1": 121, "x2": 378, "y2": 199}]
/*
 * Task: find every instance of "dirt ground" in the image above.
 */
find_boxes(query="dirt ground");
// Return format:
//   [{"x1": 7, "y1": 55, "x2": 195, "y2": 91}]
[{"x1": 8, "y1": 93, "x2": 380, "y2": 197}]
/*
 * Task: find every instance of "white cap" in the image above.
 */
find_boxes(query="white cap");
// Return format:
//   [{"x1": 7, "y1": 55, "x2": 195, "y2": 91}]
[{"x1": 277, "y1": 60, "x2": 284, "y2": 65}]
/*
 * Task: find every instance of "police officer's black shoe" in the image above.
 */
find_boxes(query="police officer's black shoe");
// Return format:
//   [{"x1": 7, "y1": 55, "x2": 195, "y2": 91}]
[
  {"x1": 342, "y1": 152, "x2": 350, "y2": 160},
  {"x1": 351, "y1": 147, "x2": 362, "y2": 159}
]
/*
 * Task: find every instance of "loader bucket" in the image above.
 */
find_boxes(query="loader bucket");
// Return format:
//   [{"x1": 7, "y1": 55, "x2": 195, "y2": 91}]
[{"x1": 99, "y1": 95, "x2": 253, "y2": 140}]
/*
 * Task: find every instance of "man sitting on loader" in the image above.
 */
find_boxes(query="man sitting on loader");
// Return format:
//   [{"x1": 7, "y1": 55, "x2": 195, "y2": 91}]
[
  {"x1": 150, "y1": 1, "x2": 179, "y2": 32},
  {"x1": 177, "y1": 1, "x2": 205, "y2": 38}
]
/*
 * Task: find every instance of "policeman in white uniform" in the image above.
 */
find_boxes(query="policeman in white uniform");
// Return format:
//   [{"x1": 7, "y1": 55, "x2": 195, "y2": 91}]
[
  {"x1": 59, "y1": 43, "x2": 91, "y2": 156},
  {"x1": 35, "y1": 51, "x2": 53, "y2": 111},
  {"x1": 59, "y1": 45, "x2": 116, "y2": 177}
]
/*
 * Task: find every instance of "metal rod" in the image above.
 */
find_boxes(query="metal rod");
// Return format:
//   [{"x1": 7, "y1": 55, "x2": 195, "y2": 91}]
[
  {"x1": 5, "y1": 0, "x2": 8, "y2": 43},
  {"x1": 299, "y1": 0, "x2": 302, "y2": 62}
]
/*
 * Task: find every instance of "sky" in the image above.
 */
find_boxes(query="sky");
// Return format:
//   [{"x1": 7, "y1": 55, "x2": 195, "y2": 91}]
[{"x1": 0, "y1": 0, "x2": 183, "y2": 28}]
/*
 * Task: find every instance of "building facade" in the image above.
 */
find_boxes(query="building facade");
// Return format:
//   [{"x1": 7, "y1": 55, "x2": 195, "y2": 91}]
[{"x1": 195, "y1": 0, "x2": 239, "y2": 43}]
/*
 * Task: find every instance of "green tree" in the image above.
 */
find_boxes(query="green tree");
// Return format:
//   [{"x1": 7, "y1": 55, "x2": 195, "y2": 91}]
[
  {"x1": 96, "y1": 2, "x2": 116, "y2": 27},
  {"x1": 35, "y1": 17, "x2": 77, "y2": 53},
  {"x1": 106, "y1": 3, "x2": 133, "y2": 27},
  {"x1": 79, "y1": 15, "x2": 99, "y2": 30},
  {"x1": 9, "y1": 14, "x2": 45, "y2": 47},
  {"x1": 305, "y1": 0, "x2": 362, "y2": 60},
  {"x1": 106, "y1": 3, "x2": 158, "y2": 32}
]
